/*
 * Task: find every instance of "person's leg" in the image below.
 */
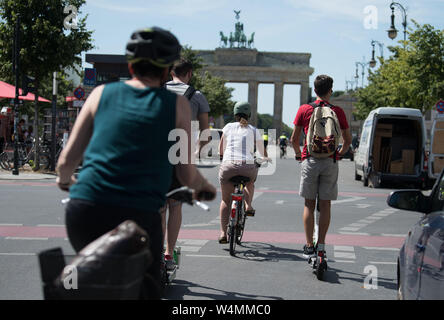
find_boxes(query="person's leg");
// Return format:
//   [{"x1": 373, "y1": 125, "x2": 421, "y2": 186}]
[
  {"x1": 303, "y1": 198, "x2": 316, "y2": 246},
  {"x1": 219, "y1": 182, "x2": 235, "y2": 238},
  {"x1": 244, "y1": 181, "x2": 255, "y2": 212},
  {"x1": 165, "y1": 200, "x2": 182, "y2": 257},
  {"x1": 317, "y1": 200, "x2": 331, "y2": 246}
]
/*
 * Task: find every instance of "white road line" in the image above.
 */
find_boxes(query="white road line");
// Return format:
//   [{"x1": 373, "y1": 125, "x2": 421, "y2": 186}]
[
  {"x1": 348, "y1": 223, "x2": 368, "y2": 228},
  {"x1": 178, "y1": 246, "x2": 202, "y2": 253},
  {"x1": 275, "y1": 200, "x2": 284, "y2": 205},
  {"x1": 357, "y1": 219, "x2": 375, "y2": 224},
  {"x1": 367, "y1": 216, "x2": 383, "y2": 220},
  {"x1": 185, "y1": 254, "x2": 231, "y2": 258},
  {"x1": 368, "y1": 261, "x2": 397, "y2": 265},
  {"x1": 363, "y1": 247, "x2": 400, "y2": 251},
  {"x1": 372, "y1": 213, "x2": 392, "y2": 217},
  {"x1": 182, "y1": 223, "x2": 214, "y2": 227},
  {"x1": 334, "y1": 252, "x2": 356, "y2": 259},
  {"x1": 355, "y1": 204, "x2": 371, "y2": 209},
  {"x1": 0, "y1": 253, "x2": 36, "y2": 256},
  {"x1": 339, "y1": 227, "x2": 361, "y2": 232},
  {"x1": 5, "y1": 237, "x2": 48, "y2": 240},
  {"x1": 36, "y1": 224, "x2": 64, "y2": 227},
  {"x1": 332, "y1": 260, "x2": 355, "y2": 264},
  {"x1": 0, "y1": 223, "x2": 23, "y2": 226},
  {"x1": 338, "y1": 232, "x2": 370, "y2": 236},
  {"x1": 178, "y1": 239, "x2": 209, "y2": 246},
  {"x1": 334, "y1": 246, "x2": 355, "y2": 252},
  {"x1": 381, "y1": 234, "x2": 406, "y2": 238},
  {"x1": 332, "y1": 196, "x2": 366, "y2": 204}
]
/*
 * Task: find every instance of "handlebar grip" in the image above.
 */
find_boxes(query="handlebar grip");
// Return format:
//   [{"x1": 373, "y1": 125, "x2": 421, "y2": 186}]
[{"x1": 198, "y1": 191, "x2": 216, "y2": 201}]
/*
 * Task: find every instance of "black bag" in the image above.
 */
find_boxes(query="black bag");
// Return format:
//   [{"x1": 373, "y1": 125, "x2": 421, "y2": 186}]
[{"x1": 39, "y1": 220, "x2": 152, "y2": 300}]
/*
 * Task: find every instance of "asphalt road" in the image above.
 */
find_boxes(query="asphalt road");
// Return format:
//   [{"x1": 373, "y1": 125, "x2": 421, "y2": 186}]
[{"x1": 0, "y1": 145, "x2": 422, "y2": 300}]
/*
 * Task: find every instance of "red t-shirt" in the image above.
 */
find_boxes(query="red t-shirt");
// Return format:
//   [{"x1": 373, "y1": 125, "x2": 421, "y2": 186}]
[{"x1": 293, "y1": 99, "x2": 349, "y2": 161}]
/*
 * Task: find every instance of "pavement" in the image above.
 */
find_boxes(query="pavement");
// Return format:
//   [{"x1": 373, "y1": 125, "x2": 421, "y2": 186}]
[{"x1": 0, "y1": 170, "x2": 56, "y2": 180}]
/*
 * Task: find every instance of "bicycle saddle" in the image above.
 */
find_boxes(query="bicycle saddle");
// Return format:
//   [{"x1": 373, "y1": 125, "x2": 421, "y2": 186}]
[{"x1": 229, "y1": 176, "x2": 250, "y2": 184}]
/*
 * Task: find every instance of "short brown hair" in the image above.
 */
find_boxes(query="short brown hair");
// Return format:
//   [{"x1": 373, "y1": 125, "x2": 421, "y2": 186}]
[
  {"x1": 171, "y1": 58, "x2": 193, "y2": 77},
  {"x1": 314, "y1": 75, "x2": 333, "y2": 97}
]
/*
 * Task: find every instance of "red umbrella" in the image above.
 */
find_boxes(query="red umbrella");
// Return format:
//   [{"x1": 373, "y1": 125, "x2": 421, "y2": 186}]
[
  {"x1": 65, "y1": 96, "x2": 77, "y2": 102},
  {"x1": 0, "y1": 80, "x2": 50, "y2": 103}
]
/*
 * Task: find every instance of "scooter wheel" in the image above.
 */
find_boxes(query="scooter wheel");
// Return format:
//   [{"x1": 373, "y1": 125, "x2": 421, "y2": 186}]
[{"x1": 316, "y1": 258, "x2": 327, "y2": 280}]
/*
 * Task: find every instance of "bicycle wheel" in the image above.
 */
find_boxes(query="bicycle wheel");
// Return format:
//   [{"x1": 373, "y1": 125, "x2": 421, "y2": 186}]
[
  {"x1": 228, "y1": 219, "x2": 237, "y2": 256},
  {"x1": 0, "y1": 152, "x2": 12, "y2": 170},
  {"x1": 236, "y1": 203, "x2": 246, "y2": 245}
]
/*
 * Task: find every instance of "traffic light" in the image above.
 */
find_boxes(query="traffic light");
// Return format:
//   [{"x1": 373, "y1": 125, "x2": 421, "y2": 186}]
[{"x1": 21, "y1": 75, "x2": 35, "y2": 96}]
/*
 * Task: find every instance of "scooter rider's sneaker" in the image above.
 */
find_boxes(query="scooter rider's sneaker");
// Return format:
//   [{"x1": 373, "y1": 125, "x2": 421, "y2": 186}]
[
  {"x1": 164, "y1": 255, "x2": 176, "y2": 271},
  {"x1": 302, "y1": 245, "x2": 316, "y2": 259}
]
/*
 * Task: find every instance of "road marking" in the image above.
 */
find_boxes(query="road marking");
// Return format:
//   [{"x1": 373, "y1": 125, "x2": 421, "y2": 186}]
[
  {"x1": 332, "y1": 196, "x2": 366, "y2": 204},
  {"x1": 357, "y1": 219, "x2": 374, "y2": 224},
  {"x1": 334, "y1": 246, "x2": 355, "y2": 252},
  {"x1": 0, "y1": 223, "x2": 23, "y2": 226},
  {"x1": 334, "y1": 245, "x2": 356, "y2": 260},
  {"x1": 182, "y1": 223, "x2": 214, "y2": 227},
  {"x1": 381, "y1": 234, "x2": 406, "y2": 238},
  {"x1": 363, "y1": 247, "x2": 399, "y2": 251},
  {"x1": 37, "y1": 224, "x2": 64, "y2": 227},
  {"x1": 178, "y1": 239, "x2": 209, "y2": 246},
  {"x1": 332, "y1": 260, "x2": 355, "y2": 264},
  {"x1": 338, "y1": 232, "x2": 370, "y2": 236},
  {"x1": 339, "y1": 227, "x2": 361, "y2": 232},
  {"x1": 355, "y1": 204, "x2": 371, "y2": 209},
  {"x1": 275, "y1": 200, "x2": 284, "y2": 205},
  {"x1": 349, "y1": 223, "x2": 368, "y2": 227},
  {"x1": 185, "y1": 254, "x2": 231, "y2": 258},
  {"x1": 372, "y1": 212, "x2": 392, "y2": 217},
  {"x1": 5, "y1": 237, "x2": 48, "y2": 240},
  {"x1": 368, "y1": 261, "x2": 397, "y2": 265},
  {"x1": 0, "y1": 252, "x2": 36, "y2": 256},
  {"x1": 366, "y1": 216, "x2": 383, "y2": 220}
]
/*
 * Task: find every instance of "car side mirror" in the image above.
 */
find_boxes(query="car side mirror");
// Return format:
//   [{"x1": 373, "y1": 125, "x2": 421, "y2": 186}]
[{"x1": 387, "y1": 190, "x2": 428, "y2": 213}]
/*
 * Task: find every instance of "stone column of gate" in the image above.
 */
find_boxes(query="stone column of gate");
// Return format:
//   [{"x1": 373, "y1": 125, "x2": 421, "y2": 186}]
[
  {"x1": 272, "y1": 81, "x2": 284, "y2": 137},
  {"x1": 300, "y1": 81, "x2": 310, "y2": 105},
  {"x1": 248, "y1": 81, "x2": 258, "y2": 126}
]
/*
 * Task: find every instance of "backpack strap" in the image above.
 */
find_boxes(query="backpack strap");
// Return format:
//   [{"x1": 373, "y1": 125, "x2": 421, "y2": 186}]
[{"x1": 183, "y1": 85, "x2": 196, "y2": 101}]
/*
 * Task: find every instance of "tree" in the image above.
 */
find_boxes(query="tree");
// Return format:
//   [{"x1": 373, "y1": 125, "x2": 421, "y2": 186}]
[
  {"x1": 354, "y1": 21, "x2": 444, "y2": 119},
  {"x1": 181, "y1": 46, "x2": 234, "y2": 118},
  {"x1": 0, "y1": 0, "x2": 93, "y2": 168}
]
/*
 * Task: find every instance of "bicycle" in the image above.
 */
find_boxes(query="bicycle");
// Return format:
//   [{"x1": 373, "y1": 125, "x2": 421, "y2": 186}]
[
  {"x1": 0, "y1": 139, "x2": 51, "y2": 171},
  {"x1": 280, "y1": 145, "x2": 287, "y2": 159},
  {"x1": 226, "y1": 159, "x2": 267, "y2": 256}
]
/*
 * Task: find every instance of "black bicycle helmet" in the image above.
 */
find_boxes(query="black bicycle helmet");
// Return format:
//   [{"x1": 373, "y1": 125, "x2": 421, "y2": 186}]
[{"x1": 126, "y1": 27, "x2": 181, "y2": 68}]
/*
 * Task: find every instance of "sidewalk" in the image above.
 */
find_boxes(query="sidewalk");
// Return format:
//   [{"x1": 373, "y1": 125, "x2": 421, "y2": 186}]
[{"x1": 0, "y1": 169, "x2": 56, "y2": 180}]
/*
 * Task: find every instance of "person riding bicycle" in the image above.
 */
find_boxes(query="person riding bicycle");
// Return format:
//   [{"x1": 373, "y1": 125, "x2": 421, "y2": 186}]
[
  {"x1": 55, "y1": 27, "x2": 216, "y2": 299},
  {"x1": 217, "y1": 101, "x2": 269, "y2": 244},
  {"x1": 279, "y1": 133, "x2": 288, "y2": 156}
]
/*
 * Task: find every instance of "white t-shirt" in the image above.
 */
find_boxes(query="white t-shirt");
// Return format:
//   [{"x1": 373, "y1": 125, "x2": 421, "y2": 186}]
[{"x1": 222, "y1": 122, "x2": 262, "y2": 163}]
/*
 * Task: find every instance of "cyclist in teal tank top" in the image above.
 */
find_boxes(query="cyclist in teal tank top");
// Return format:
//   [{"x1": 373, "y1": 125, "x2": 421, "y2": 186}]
[{"x1": 56, "y1": 27, "x2": 216, "y2": 299}]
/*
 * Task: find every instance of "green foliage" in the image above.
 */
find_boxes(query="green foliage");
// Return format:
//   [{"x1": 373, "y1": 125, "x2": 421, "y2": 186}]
[
  {"x1": 355, "y1": 21, "x2": 444, "y2": 119},
  {"x1": 180, "y1": 46, "x2": 234, "y2": 118},
  {"x1": 0, "y1": 0, "x2": 93, "y2": 90}
]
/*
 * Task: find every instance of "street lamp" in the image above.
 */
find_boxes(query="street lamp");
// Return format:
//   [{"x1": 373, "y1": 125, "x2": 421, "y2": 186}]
[
  {"x1": 355, "y1": 59, "x2": 370, "y2": 88},
  {"x1": 370, "y1": 40, "x2": 384, "y2": 68},
  {"x1": 387, "y1": 2, "x2": 407, "y2": 47}
]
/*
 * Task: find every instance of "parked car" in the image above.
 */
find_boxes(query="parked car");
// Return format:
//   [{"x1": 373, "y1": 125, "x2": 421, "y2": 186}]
[
  {"x1": 387, "y1": 168, "x2": 444, "y2": 299},
  {"x1": 339, "y1": 144, "x2": 354, "y2": 161},
  {"x1": 428, "y1": 115, "x2": 444, "y2": 187},
  {"x1": 355, "y1": 107, "x2": 428, "y2": 189}
]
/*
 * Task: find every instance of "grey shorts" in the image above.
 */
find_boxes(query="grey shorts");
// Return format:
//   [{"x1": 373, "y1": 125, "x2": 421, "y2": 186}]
[
  {"x1": 299, "y1": 157, "x2": 339, "y2": 200},
  {"x1": 219, "y1": 162, "x2": 258, "y2": 185}
]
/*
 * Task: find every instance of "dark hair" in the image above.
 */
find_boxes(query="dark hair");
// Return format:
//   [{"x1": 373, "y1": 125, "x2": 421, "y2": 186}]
[
  {"x1": 171, "y1": 58, "x2": 193, "y2": 77},
  {"x1": 235, "y1": 113, "x2": 249, "y2": 121},
  {"x1": 314, "y1": 75, "x2": 333, "y2": 97},
  {"x1": 130, "y1": 60, "x2": 165, "y2": 79}
]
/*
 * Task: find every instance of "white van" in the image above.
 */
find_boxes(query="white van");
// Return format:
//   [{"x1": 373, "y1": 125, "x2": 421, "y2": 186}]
[
  {"x1": 428, "y1": 115, "x2": 444, "y2": 184},
  {"x1": 355, "y1": 107, "x2": 428, "y2": 188}
]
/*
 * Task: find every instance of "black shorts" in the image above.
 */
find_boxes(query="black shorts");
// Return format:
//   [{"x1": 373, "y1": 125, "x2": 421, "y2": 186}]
[{"x1": 65, "y1": 198, "x2": 163, "y2": 299}]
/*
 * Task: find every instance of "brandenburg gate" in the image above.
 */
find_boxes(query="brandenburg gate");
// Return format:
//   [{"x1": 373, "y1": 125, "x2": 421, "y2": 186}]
[{"x1": 85, "y1": 11, "x2": 314, "y2": 135}]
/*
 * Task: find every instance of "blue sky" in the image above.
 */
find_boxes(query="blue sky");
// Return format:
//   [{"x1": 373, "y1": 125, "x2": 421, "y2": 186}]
[{"x1": 81, "y1": 0, "x2": 444, "y2": 126}]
